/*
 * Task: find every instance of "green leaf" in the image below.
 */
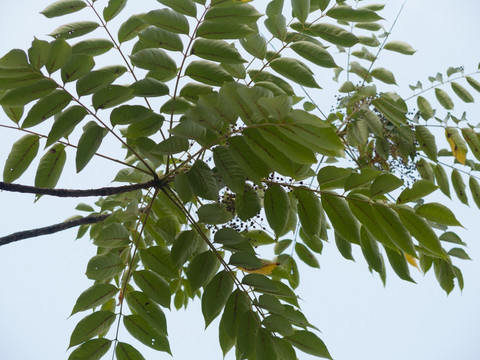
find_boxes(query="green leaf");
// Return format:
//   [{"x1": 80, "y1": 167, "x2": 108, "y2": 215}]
[
  {"x1": 202, "y1": 270, "x2": 234, "y2": 328},
  {"x1": 130, "y1": 48, "x2": 177, "y2": 74},
  {"x1": 153, "y1": 136, "x2": 189, "y2": 155},
  {"x1": 186, "y1": 250, "x2": 219, "y2": 291},
  {"x1": 327, "y1": 5, "x2": 383, "y2": 22},
  {"x1": 289, "y1": 41, "x2": 337, "y2": 68},
  {"x1": 461, "y1": 127, "x2": 480, "y2": 161},
  {"x1": 3, "y1": 134, "x2": 39, "y2": 183},
  {"x1": 171, "y1": 231, "x2": 199, "y2": 268},
  {"x1": 236, "y1": 184, "x2": 261, "y2": 220},
  {"x1": 28, "y1": 38, "x2": 50, "y2": 70},
  {"x1": 469, "y1": 176, "x2": 480, "y2": 209},
  {"x1": 110, "y1": 105, "x2": 152, "y2": 126},
  {"x1": 397, "y1": 179, "x2": 438, "y2": 204},
  {"x1": 123, "y1": 315, "x2": 171, "y2": 353},
  {"x1": 205, "y1": 4, "x2": 262, "y2": 24},
  {"x1": 395, "y1": 205, "x2": 445, "y2": 258},
  {"x1": 415, "y1": 202, "x2": 462, "y2": 226},
  {"x1": 197, "y1": 203, "x2": 233, "y2": 224},
  {"x1": 86, "y1": 252, "x2": 124, "y2": 281},
  {"x1": 371, "y1": 67, "x2": 396, "y2": 84},
  {"x1": 139, "y1": 246, "x2": 179, "y2": 279},
  {"x1": 294, "y1": 187, "x2": 322, "y2": 238},
  {"x1": 309, "y1": 23, "x2": 358, "y2": 47},
  {"x1": 143, "y1": 9, "x2": 189, "y2": 34},
  {"x1": 222, "y1": 290, "x2": 250, "y2": 338},
  {"x1": 384, "y1": 40, "x2": 416, "y2": 55},
  {"x1": 434, "y1": 259, "x2": 455, "y2": 294},
  {"x1": 139, "y1": 27, "x2": 183, "y2": 52},
  {"x1": 264, "y1": 184, "x2": 290, "y2": 237},
  {"x1": 197, "y1": 21, "x2": 256, "y2": 39},
  {"x1": 157, "y1": 0, "x2": 197, "y2": 17},
  {"x1": 270, "y1": 57, "x2": 320, "y2": 88},
  {"x1": 228, "y1": 136, "x2": 270, "y2": 183},
  {"x1": 451, "y1": 82, "x2": 474, "y2": 103},
  {"x1": 2, "y1": 106, "x2": 24, "y2": 124},
  {"x1": 212, "y1": 145, "x2": 246, "y2": 193},
  {"x1": 435, "y1": 88, "x2": 454, "y2": 110},
  {"x1": 466, "y1": 76, "x2": 480, "y2": 92},
  {"x1": 118, "y1": 14, "x2": 149, "y2": 43},
  {"x1": 292, "y1": 0, "x2": 310, "y2": 23},
  {"x1": 415, "y1": 125, "x2": 437, "y2": 161},
  {"x1": 34, "y1": 143, "x2": 66, "y2": 189},
  {"x1": 69, "y1": 311, "x2": 116, "y2": 347},
  {"x1": 22, "y1": 90, "x2": 71, "y2": 128},
  {"x1": 191, "y1": 38, "x2": 245, "y2": 64},
  {"x1": 72, "y1": 39, "x2": 114, "y2": 56},
  {"x1": 360, "y1": 227, "x2": 384, "y2": 274},
  {"x1": 295, "y1": 243, "x2": 319, "y2": 268},
  {"x1": 434, "y1": 164, "x2": 450, "y2": 198},
  {"x1": 103, "y1": 0, "x2": 127, "y2": 22},
  {"x1": 285, "y1": 330, "x2": 332, "y2": 359},
  {"x1": 126, "y1": 291, "x2": 168, "y2": 333},
  {"x1": 372, "y1": 204, "x2": 417, "y2": 257},
  {"x1": 448, "y1": 247, "x2": 471, "y2": 260},
  {"x1": 240, "y1": 34, "x2": 267, "y2": 59},
  {"x1": 92, "y1": 85, "x2": 133, "y2": 110},
  {"x1": 0, "y1": 79, "x2": 57, "y2": 107},
  {"x1": 76, "y1": 122, "x2": 107, "y2": 173},
  {"x1": 46, "y1": 38, "x2": 72, "y2": 74},
  {"x1": 318, "y1": 166, "x2": 353, "y2": 189},
  {"x1": 68, "y1": 339, "x2": 111, "y2": 360},
  {"x1": 41, "y1": 0, "x2": 87, "y2": 18},
  {"x1": 236, "y1": 310, "x2": 260, "y2": 359},
  {"x1": 61, "y1": 54, "x2": 95, "y2": 83},
  {"x1": 76, "y1": 70, "x2": 118, "y2": 97},
  {"x1": 417, "y1": 96, "x2": 434, "y2": 120},
  {"x1": 451, "y1": 169, "x2": 468, "y2": 205},
  {"x1": 132, "y1": 270, "x2": 171, "y2": 309},
  {"x1": 46, "y1": 106, "x2": 88, "y2": 147},
  {"x1": 370, "y1": 173, "x2": 403, "y2": 197},
  {"x1": 49, "y1": 21, "x2": 100, "y2": 40},
  {"x1": 130, "y1": 77, "x2": 169, "y2": 97},
  {"x1": 384, "y1": 247, "x2": 415, "y2": 283},
  {"x1": 93, "y1": 223, "x2": 130, "y2": 248},
  {"x1": 188, "y1": 160, "x2": 219, "y2": 200},
  {"x1": 115, "y1": 342, "x2": 145, "y2": 360},
  {"x1": 322, "y1": 191, "x2": 360, "y2": 244},
  {"x1": 71, "y1": 284, "x2": 119, "y2": 316},
  {"x1": 185, "y1": 60, "x2": 234, "y2": 86}
]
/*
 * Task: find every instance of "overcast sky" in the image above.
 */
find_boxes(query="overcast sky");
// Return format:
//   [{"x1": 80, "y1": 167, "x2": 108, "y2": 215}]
[{"x1": 1, "y1": 1, "x2": 480, "y2": 360}]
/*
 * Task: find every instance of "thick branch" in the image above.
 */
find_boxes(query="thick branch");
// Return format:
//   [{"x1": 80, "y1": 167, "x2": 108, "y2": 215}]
[
  {"x1": 0, "y1": 214, "x2": 110, "y2": 246},
  {"x1": 0, "y1": 179, "x2": 164, "y2": 198}
]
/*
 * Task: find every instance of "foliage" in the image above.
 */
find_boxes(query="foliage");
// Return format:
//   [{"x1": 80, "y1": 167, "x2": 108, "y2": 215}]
[{"x1": 0, "y1": 0, "x2": 478, "y2": 359}]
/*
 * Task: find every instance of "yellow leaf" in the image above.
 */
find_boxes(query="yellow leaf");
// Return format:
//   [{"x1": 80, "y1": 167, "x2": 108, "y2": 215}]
[
  {"x1": 238, "y1": 262, "x2": 280, "y2": 275},
  {"x1": 445, "y1": 128, "x2": 467, "y2": 164},
  {"x1": 405, "y1": 253, "x2": 421, "y2": 272}
]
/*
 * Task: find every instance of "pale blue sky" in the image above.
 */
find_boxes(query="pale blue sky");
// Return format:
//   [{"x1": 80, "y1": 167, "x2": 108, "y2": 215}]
[{"x1": 0, "y1": 1, "x2": 479, "y2": 360}]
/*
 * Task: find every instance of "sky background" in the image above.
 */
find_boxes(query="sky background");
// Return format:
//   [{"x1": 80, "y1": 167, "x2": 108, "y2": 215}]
[{"x1": 0, "y1": 1, "x2": 480, "y2": 360}]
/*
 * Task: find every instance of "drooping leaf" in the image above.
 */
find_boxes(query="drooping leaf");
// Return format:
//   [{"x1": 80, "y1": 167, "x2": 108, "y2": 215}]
[
  {"x1": 71, "y1": 284, "x2": 119, "y2": 316},
  {"x1": 49, "y1": 21, "x2": 100, "y2": 40},
  {"x1": 41, "y1": 0, "x2": 87, "y2": 18},
  {"x1": 451, "y1": 82, "x2": 474, "y2": 103},
  {"x1": 294, "y1": 187, "x2": 322, "y2": 238},
  {"x1": 469, "y1": 176, "x2": 480, "y2": 209},
  {"x1": 295, "y1": 243, "x2": 320, "y2": 268},
  {"x1": 76, "y1": 121, "x2": 108, "y2": 173},
  {"x1": 461, "y1": 127, "x2": 480, "y2": 161},
  {"x1": 125, "y1": 291, "x2": 168, "y2": 333},
  {"x1": 321, "y1": 191, "x2": 360, "y2": 244},
  {"x1": 416, "y1": 96, "x2": 434, "y2": 120},
  {"x1": 34, "y1": 143, "x2": 66, "y2": 189},
  {"x1": 264, "y1": 184, "x2": 290, "y2": 237},
  {"x1": 187, "y1": 160, "x2": 219, "y2": 200},
  {"x1": 270, "y1": 57, "x2": 321, "y2": 88},
  {"x1": 415, "y1": 125, "x2": 437, "y2": 161},
  {"x1": 3, "y1": 134, "x2": 39, "y2": 183},
  {"x1": 123, "y1": 315, "x2": 171, "y2": 353},
  {"x1": 186, "y1": 250, "x2": 219, "y2": 291},
  {"x1": 451, "y1": 168, "x2": 468, "y2": 205},
  {"x1": 435, "y1": 88, "x2": 454, "y2": 110},
  {"x1": 69, "y1": 311, "x2": 116, "y2": 347},
  {"x1": 235, "y1": 184, "x2": 261, "y2": 220},
  {"x1": 68, "y1": 339, "x2": 111, "y2": 360},
  {"x1": 115, "y1": 342, "x2": 145, "y2": 360},
  {"x1": 22, "y1": 90, "x2": 71, "y2": 128},
  {"x1": 201, "y1": 270, "x2": 234, "y2": 328},
  {"x1": 285, "y1": 330, "x2": 332, "y2": 359},
  {"x1": 46, "y1": 106, "x2": 88, "y2": 147},
  {"x1": 415, "y1": 202, "x2": 462, "y2": 226},
  {"x1": 384, "y1": 247, "x2": 415, "y2": 283},
  {"x1": 132, "y1": 270, "x2": 171, "y2": 309}
]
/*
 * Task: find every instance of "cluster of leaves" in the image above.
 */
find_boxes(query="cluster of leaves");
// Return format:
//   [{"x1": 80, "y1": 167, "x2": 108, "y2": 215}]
[{"x1": 1, "y1": 0, "x2": 479, "y2": 359}]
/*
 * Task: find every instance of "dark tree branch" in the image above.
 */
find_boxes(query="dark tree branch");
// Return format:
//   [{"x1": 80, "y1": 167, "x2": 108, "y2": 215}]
[
  {"x1": 0, "y1": 214, "x2": 110, "y2": 246},
  {"x1": 0, "y1": 179, "x2": 165, "y2": 198}
]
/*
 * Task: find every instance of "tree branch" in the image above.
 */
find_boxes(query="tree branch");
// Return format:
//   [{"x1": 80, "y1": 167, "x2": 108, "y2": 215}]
[
  {"x1": 0, "y1": 179, "x2": 165, "y2": 198},
  {"x1": 0, "y1": 214, "x2": 110, "y2": 246}
]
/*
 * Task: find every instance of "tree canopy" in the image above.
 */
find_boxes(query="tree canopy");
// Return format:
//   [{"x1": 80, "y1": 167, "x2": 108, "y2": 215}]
[{"x1": 0, "y1": 0, "x2": 479, "y2": 359}]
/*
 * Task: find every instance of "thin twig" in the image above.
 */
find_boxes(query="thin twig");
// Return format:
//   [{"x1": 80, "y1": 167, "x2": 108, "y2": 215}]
[{"x1": 0, "y1": 214, "x2": 109, "y2": 246}]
